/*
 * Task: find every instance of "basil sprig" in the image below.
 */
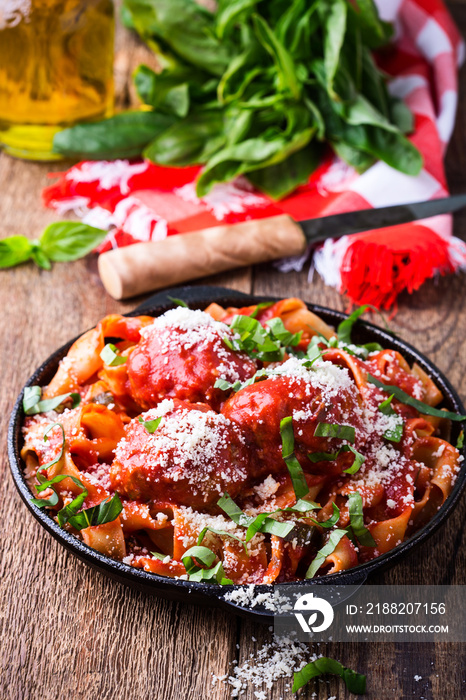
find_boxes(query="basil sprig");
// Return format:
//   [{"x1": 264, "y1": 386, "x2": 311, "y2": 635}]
[
  {"x1": 100, "y1": 343, "x2": 127, "y2": 366},
  {"x1": 23, "y1": 386, "x2": 81, "y2": 416},
  {"x1": 53, "y1": 0, "x2": 420, "y2": 199},
  {"x1": 378, "y1": 394, "x2": 404, "y2": 442},
  {"x1": 293, "y1": 657, "x2": 366, "y2": 694},
  {"x1": 368, "y1": 374, "x2": 466, "y2": 422},
  {"x1": 0, "y1": 223, "x2": 107, "y2": 270},
  {"x1": 280, "y1": 416, "x2": 309, "y2": 499},
  {"x1": 224, "y1": 314, "x2": 301, "y2": 362},
  {"x1": 197, "y1": 525, "x2": 247, "y2": 554},
  {"x1": 138, "y1": 415, "x2": 162, "y2": 433}
]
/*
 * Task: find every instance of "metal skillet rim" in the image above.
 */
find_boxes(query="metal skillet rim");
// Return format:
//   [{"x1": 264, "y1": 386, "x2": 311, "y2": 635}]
[{"x1": 8, "y1": 285, "x2": 466, "y2": 621}]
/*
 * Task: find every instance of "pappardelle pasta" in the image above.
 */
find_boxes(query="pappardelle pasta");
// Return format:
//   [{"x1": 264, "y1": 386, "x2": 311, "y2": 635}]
[{"x1": 22, "y1": 298, "x2": 464, "y2": 584}]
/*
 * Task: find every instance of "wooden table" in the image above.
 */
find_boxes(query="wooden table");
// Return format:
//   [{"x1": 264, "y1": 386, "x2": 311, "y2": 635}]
[{"x1": 1, "y1": 4, "x2": 466, "y2": 699}]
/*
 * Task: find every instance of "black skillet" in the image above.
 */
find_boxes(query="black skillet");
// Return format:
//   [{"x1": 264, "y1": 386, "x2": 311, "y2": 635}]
[{"x1": 8, "y1": 285, "x2": 466, "y2": 621}]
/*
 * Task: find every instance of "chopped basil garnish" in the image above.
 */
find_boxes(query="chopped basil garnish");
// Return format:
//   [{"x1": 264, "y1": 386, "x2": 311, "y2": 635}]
[
  {"x1": 100, "y1": 343, "x2": 127, "y2": 366},
  {"x1": 138, "y1": 415, "x2": 162, "y2": 433},
  {"x1": 197, "y1": 526, "x2": 247, "y2": 553},
  {"x1": 217, "y1": 493, "x2": 318, "y2": 543},
  {"x1": 249, "y1": 301, "x2": 274, "y2": 319},
  {"x1": 337, "y1": 304, "x2": 392, "y2": 346},
  {"x1": 37, "y1": 422, "x2": 66, "y2": 474},
  {"x1": 293, "y1": 657, "x2": 366, "y2": 694},
  {"x1": 23, "y1": 386, "x2": 81, "y2": 415},
  {"x1": 32, "y1": 472, "x2": 87, "y2": 510},
  {"x1": 308, "y1": 445, "x2": 364, "y2": 474},
  {"x1": 308, "y1": 451, "x2": 338, "y2": 463},
  {"x1": 314, "y1": 422, "x2": 356, "y2": 443},
  {"x1": 310, "y1": 502, "x2": 340, "y2": 529},
  {"x1": 368, "y1": 374, "x2": 466, "y2": 422},
  {"x1": 225, "y1": 314, "x2": 301, "y2": 362},
  {"x1": 378, "y1": 394, "x2": 403, "y2": 442},
  {"x1": 305, "y1": 528, "x2": 347, "y2": 578},
  {"x1": 280, "y1": 416, "x2": 309, "y2": 499},
  {"x1": 346, "y1": 492, "x2": 376, "y2": 547},
  {"x1": 65, "y1": 494, "x2": 123, "y2": 531},
  {"x1": 337, "y1": 305, "x2": 372, "y2": 345},
  {"x1": 167, "y1": 296, "x2": 189, "y2": 308},
  {"x1": 342, "y1": 445, "x2": 365, "y2": 474},
  {"x1": 151, "y1": 551, "x2": 169, "y2": 561},
  {"x1": 214, "y1": 378, "x2": 242, "y2": 392},
  {"x1": 182, "y1": 545, "x2": 232, "y2": 584},
  {"x1": 457, "y1": 430, "x2": 464, "y2": 450}
]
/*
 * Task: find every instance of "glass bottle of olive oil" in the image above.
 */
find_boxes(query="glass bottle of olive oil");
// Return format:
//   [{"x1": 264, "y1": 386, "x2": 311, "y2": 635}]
[{"x1": 0, "y1": 0, "x2": 114, "y2": 160}]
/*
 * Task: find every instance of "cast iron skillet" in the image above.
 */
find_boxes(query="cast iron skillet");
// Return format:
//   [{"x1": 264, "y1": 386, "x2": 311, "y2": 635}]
[{"x1": 8, "y1": 285, "x2": 466, "y2": 621}]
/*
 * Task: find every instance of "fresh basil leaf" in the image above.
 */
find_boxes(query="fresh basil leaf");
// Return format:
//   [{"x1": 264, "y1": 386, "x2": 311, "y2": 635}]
[
  {"x1": 196, "y1": 126, "x2": 315, "y2": 198},
  {"x1": 346, "y1": 491, "x2": 376, "y2": 547},
  {"x1": 292, "y1": 657, "x2": 366, "y2": 694},
  {"x1": 167, "y1": 295, "x2": 189, "y2": 307},
  {"x1": 39, "y1": 223, "x2": 107, "y2": 262},
  {"x1": 23, "y1": 386, "x2": 81, "y2": 415},
  {"x1": 247, "y1": 142, "x2": 322, "y2": 199},
  {"x1": 144, "y1": 109, "x2": 225, "y2": 167},
  {"x1": 368, "y1": 375, "x2": 466, "y2": 422},
  {"x1": 0, "y1": 235, "x2": 34, "y2": 268},
  {"x1": 138, "y1": 415, "x2": 162, "y2": 433},
  {"x1": 67, "y1": 494, "x2": 123, "y2": 530},
  {"x1": 252, "y1": 13, "x2": 301, "y2": 100},
  {"x1": 280, "y1": 416, "x2": 309, "y2": 499},
  {"x1": 134, "y1": 65, "x2": 190, "y2": 118},
  {"x1": 215, "y1": 0, "x2": 259, "y2": 39},
  {"x1": 124, "y1": 0, "x2": 232, "y2": 77},
  {"x1": 323, "y1": 0, "x2": 347, "y2": 94},
  {"x1": 100, "y1": 343, "x2": 127, "y2": 367},
  {"x1": 53, "y1": 110, "x2": 177, "y2": 159},
  {"x1": 315, "y1": 423, "x2": 356, "y2": 443},
  {"x1": 305, "y1": 528, "x2": 348, "y2": 578}
]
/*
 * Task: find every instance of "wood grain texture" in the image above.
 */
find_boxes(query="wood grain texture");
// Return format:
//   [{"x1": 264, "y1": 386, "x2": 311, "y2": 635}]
[{"x1": 0, "y1": 4, "x2": 465, "y2": 699}]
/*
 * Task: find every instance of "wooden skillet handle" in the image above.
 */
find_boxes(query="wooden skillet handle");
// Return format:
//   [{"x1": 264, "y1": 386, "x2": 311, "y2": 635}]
[{"x1": 98, "y1": 214, "x2": 307, "y2": 300}]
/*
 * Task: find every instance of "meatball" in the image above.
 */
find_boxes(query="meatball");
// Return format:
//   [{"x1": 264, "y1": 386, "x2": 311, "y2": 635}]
[
  {"x1": 222, "y1": 357, "x2": 364, "y2": 476},
  {"x1": 127, "y1": 307, "x2": 256, "y2": 411},
  {"x1": 110, "y1": 399, "x2": 252, "y2": 508}
]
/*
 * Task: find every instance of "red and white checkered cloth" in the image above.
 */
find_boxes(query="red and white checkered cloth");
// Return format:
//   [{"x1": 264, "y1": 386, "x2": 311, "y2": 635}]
[{"x1": 43, "y1": 0, "x2": 466, "y2": 310}]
